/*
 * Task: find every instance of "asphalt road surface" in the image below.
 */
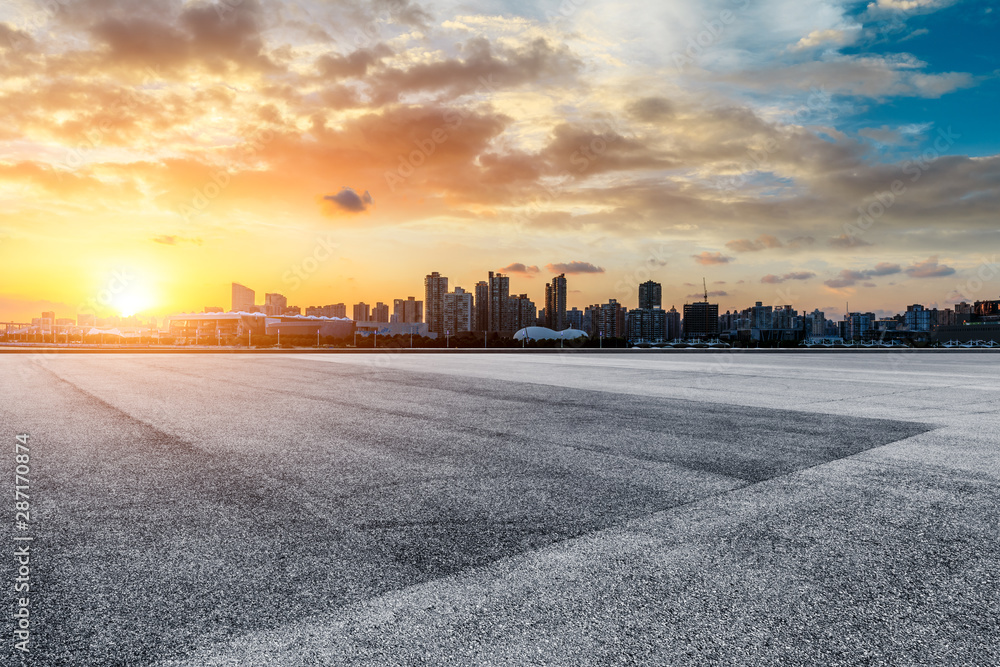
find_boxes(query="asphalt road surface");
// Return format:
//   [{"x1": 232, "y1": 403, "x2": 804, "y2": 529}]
[{"x1": 1, "y1": 351, "x2": 998, "y2": 665}]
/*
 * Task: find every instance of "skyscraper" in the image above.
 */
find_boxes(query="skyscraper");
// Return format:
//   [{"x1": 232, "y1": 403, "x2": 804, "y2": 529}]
[
  {"x1": 425, "y1": 271, "x2": 448, "y2": 334},
  {"x1": 231, "y1": 283, "x2": 255, "y2": 312},
  {"x1": 638, "y1": 281, "x2": 662, "y2": 310},
  {"x1": 487, "y1": 271, "x2": 509, "y2": 332},
  {"x1": 474, "y1": 281, "x2": 489, "y2": 332},
  {"x1": 665, "y1": 306, "x2": 681, "y2": 340},
  {"x1": 544, "y1": 273, "x2": 567, "y2": 330}
]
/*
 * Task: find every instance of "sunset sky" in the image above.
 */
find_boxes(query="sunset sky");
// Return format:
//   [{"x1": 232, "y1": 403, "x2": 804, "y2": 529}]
[{"x1": 1, "y1": 0, "x2": 998, "y2": 322}]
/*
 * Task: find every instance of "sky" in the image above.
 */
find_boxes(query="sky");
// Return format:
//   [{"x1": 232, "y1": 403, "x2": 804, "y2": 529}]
[{"x1": 0, "y1": 0, "x2": 998, "y2": 322}]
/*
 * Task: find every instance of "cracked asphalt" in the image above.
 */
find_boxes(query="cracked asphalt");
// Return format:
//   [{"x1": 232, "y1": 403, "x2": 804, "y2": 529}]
[{"x1": 1, "y1": 351, "x2": 997, "y2": 665}]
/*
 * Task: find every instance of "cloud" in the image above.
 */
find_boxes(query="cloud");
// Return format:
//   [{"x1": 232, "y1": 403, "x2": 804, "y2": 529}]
[
  {"x1": 323, "y1": 187, "x2": 373, "y2": 214},
  {"x1": 725, "y1": 235, "x2": 783, "y2": 253},
  {"x1": 824, "y1": 263, "x2": 901, "y2": 288},
  {"x1": 692, "y1": 252, "x2": 733, "y2": 265},
  {"x1": 501, "y1": 262, "x2": 540, "y2": 275},
  {"x1": 152, "y1": 235, "x2": 201, "y2": 245},
  {"x1": 787, "y1": 236, "x2": 816, "y2": 249},
  {"x1": 687, "y1": 291, "x2": 728, "y2": 298},
  {"x1": 828, "y1": 234, "x2": 873, "y2": 248},
  {"x1": 905, "y1": 256, "x2": 955, "y2": 278},
  {"x1": 626, "y1": 97, "x2": 675, "y2": 122},
  {"x1": 546, "y1": 261, "x2": 604, "y2": 274},
  {"x1": 762, "y1": 271, "x2": 816, "y2": 283},
  {"x1": 872, "y1": 0, "x2": 952, "y2": 10},
  {"x1": 792, "y1": 28, "x2": 859, "y2": 51}
]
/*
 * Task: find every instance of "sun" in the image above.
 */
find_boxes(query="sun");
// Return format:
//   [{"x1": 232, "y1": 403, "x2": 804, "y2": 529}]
[{"x1": 112, "y1": 287, "x2": 156, "y2": 318}]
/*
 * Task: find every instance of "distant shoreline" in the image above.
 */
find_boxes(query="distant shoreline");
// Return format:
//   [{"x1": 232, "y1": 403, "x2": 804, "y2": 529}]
[{"x1": 1, "y1": 344, "x2": 997, "y2": 354}]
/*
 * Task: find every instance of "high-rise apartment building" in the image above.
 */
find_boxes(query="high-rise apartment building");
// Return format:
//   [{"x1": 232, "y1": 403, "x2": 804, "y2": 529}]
[
  {"x1": 508, "y1": 294, "x2": 537, "y2": 331},
  {"x1": 627, "y1": 308, "x2": 668, "y2": 342},
  {"x1": 353, "y1": 302, "x2": 370, "y2": 322},
  {"x1": 638, "y1": 281, "x2": 662, "y2": 310},
  {"x1": 474, "y1": 281, "x2": 489, "y2": 331},
  {"x1": 393, "y1": 297, "x2": 423, "y2": 323},
  {"x1": 425, "y1": 272, "x2": 449, "y2": 334},
  {"x1": 588, "y1": 300, "x2": 627, "y2": 338},
  {"x1": 443, "y1": 287, "x2": 474, "y2": 333},
  {"x1": 372, "y1": 302, "x2": 390, "y2": 323},
  {"x1": 487, "y1": 271, "x2": 509, "y2": 332},
  {"x1": 544, "y1": 274, "x2": 567, "y2": 330},
  {"x1": 566, "y1": 307, "x2": 584, "y2": 331},
  {"x1": 231, "y1": 282, "x2": 255, "y2": 312},
  {"x1": 665, "y1": 306, "x2": 681, "y2": 340}
]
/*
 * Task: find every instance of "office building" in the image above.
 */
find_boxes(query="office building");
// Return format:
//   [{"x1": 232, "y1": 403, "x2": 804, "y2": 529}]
[
  {"x1": 264, "y1": 293, "x2": 287, "y2": 316},
  {"x1": 682, "y1": 301, "x2": 720, "y2": 339},
  {"x1": 905, "y1": 304, "x2": 932, "y2": 332},
  {"x1": 425, "y1": 271, "x2": 449, "y2": 335},
  {"x1": 231, "y1": 282, "x2": 255, "y2": 312}
]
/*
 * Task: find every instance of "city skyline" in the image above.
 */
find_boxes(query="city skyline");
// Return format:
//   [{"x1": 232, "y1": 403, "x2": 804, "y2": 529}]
[{"x1": 2, "y1": 1, "x2": 998, "y2": 323}]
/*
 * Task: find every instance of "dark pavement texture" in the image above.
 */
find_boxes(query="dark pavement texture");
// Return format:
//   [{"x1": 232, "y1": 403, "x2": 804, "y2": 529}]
[{"x1": 0, "y1": 354, "x2": 995, "y2": 665}]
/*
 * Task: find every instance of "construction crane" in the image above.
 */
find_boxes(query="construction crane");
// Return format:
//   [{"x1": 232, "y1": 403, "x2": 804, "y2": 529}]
[{"x1": 703, "y1": 277, "x2": 708, "y2": 302}]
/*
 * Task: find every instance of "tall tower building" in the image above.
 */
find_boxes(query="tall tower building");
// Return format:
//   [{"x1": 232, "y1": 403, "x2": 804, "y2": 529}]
[
  {"x1": 638, "y1": 281, "x2": 662, "y2": 310},
  {"x1": 425, "y1": 271, "x2": 449, "y2": 335},
  {"x1": 665, "y1": 306, "x2": 681, "y2": 340},
  {"x1": 545, "y1": 274, "x2": 567, "y2": 330},
  {"x1": 231, "y1": 283, "x2": 255, "y2": 312},
  {"x1": 474, "y1": 281, "x2": 489, "y2": 331},
  {"x1": 487, "y1": 271, "x2": 509, "y2": 332}
]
